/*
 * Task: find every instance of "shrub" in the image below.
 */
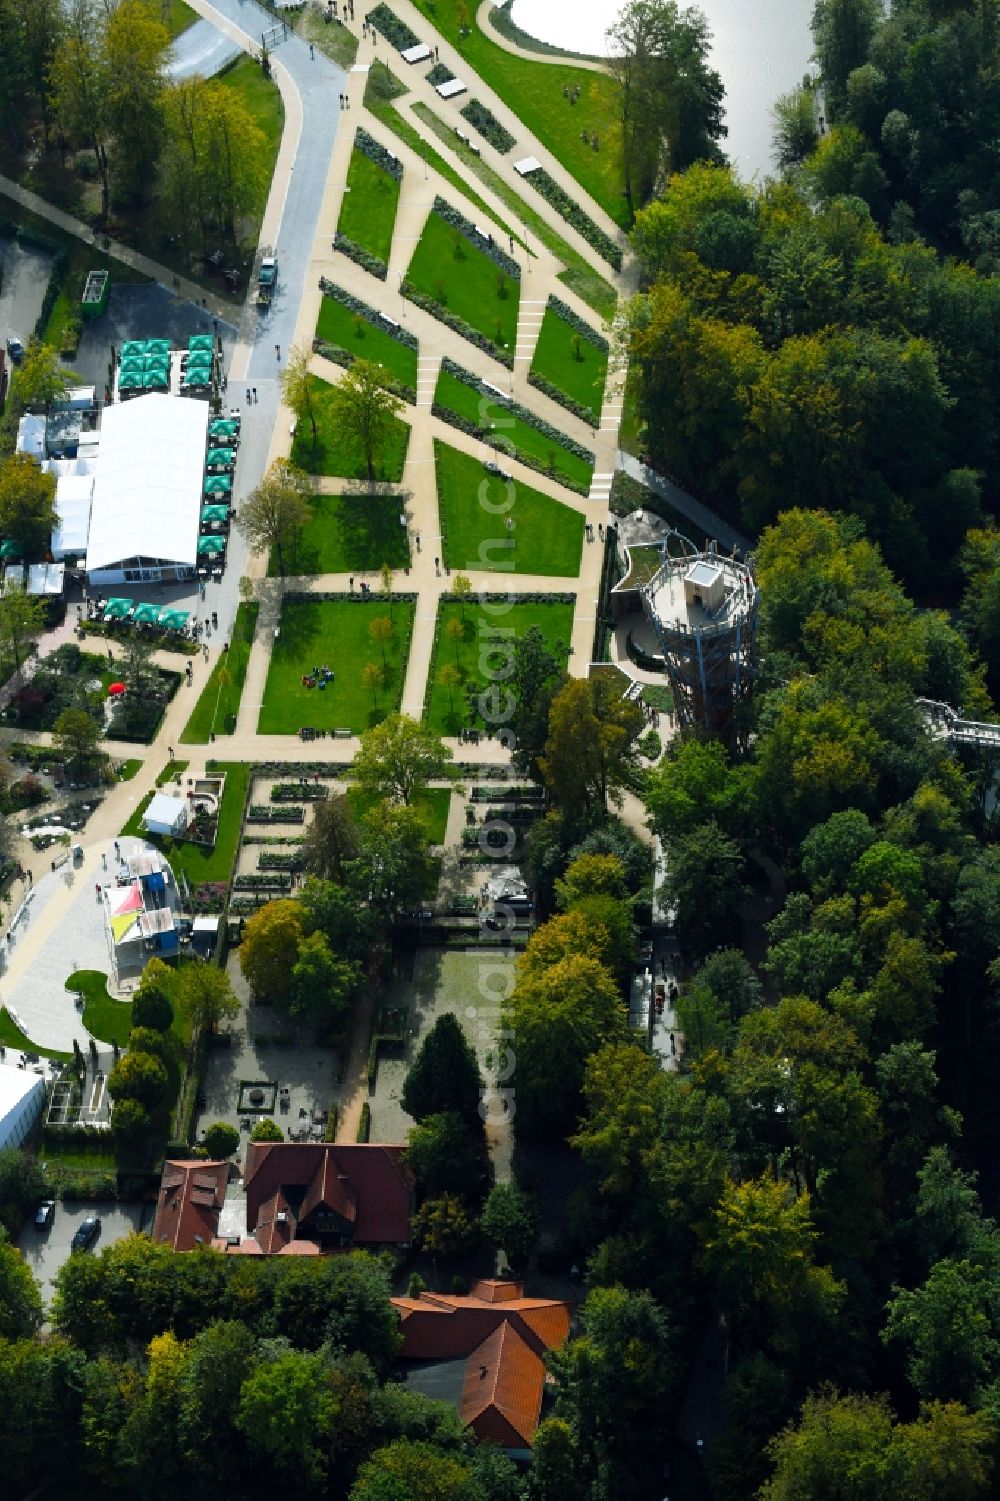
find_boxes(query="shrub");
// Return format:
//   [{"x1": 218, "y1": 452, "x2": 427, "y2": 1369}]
[
  {"x1": 202, "y1": 1121, "x2": 240, "y2": 1157},
  {"x1": 354, "y1": 125, "x2": 404, "y2": 179},
  {"x1": 333, "y1": 232, "x2": 388, "y2": 281},
  {"x1": 460, "y1": 99, "x2": 516, "y2": 154},
  {"x1": 527, "y1": 167, "x2": 623, "y2": 268},
  {"x1": 366, "y1": 2, "x2": 420, "y2": 51},
  {"x1": 431, "y1": 196, "x2": 520, "y2": 278},
  {"x1": 357, "y1": 1102, "x2": 371, "y2": 1142},
  {"x1": 250, "y1": 1118, "x2": 284, "y2": 1142}
]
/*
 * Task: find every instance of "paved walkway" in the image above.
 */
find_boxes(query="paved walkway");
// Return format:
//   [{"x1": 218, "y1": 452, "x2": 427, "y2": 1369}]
[{"x1": 617, "y1": 453, "x2": 752, "y2": 554}]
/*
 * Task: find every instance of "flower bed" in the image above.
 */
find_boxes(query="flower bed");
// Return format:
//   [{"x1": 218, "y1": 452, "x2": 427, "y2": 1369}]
[
  {"x1": 333, "y1": 232, "x2": 388, "y2": 281},
  {"x1": 527, "y1": 167, "x2": 622, "y2": 269},
  {"x1": 271, "y1": 782, "x2": 329, "y2": 802},
  {"x1": 258, "y1": 852, "x2": 305, "y2": 871},
  {"x1": 460, "y1": 99, "x2": 516, "y2": 154},
  {"x1": 366, "y1": 2, "x2": 420, "y2": 51},
  {"x1": 233, "y1": 873, "x2": 294, "y2": 891},
  {"x1": 189, "y1": 882, "x2": 229, "y2": 914},
  {"x1": 354, "y1": 125, "x2": 403, "y2": 179},
  {"x1": 426, "y1": 62, "x2": 455, "y2": 87},
  {"x1": 247, "y1": 804, "x2": 305, "y2": 823}
]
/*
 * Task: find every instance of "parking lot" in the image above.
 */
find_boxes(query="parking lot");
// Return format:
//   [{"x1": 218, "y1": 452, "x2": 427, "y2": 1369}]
[{"x1": 17, "y1": 1198, "x2": 151, "y2": 1304}]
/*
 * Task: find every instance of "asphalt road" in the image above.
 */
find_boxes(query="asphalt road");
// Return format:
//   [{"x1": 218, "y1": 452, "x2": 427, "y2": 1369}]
[{"x1": 17, "y1": 1198, "x2": 152, "y2": 1305}]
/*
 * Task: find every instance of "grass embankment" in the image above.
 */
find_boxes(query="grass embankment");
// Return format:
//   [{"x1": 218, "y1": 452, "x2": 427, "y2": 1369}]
[
  {"x1": 315, "y1": 293, "x2": 418, "y2": 391},
  {"x1": 337, "y1": 144, "x2": 402, "y2": 266},
  {"x1": 271, "y1": 493, "x2": 411, "y2": 576},
  {"x1": 291, "y1": 374, "x2": 411, "y2": 480},
  {"x1": 406, "y1": 209, "x2": 520, "y2": 350},
  {"x1": 435, "y1": 441, "x2": 583, "y2": 576},
  {"x1": 530, "y1": 302, "x2": 609, "y2": 417},
  {"x1": 425, "y1": 597, "x2": 574, "y2": 734},
  {"x1": 409, "y1": 0, "x2": 627, "y2": 227},
  {"x1": 260, "y1": 598, "x2": 415, "y2": 734},
  {"x1": 434, "y1": 366, "x2": 593, "y2": 491},
  {"x1": 410, "y1": 100, "x2": 617, "y2": 322},
  {"x1": 181, "y1": 603, "x2": 259, "y2": 743},
  {"x1": 216, "y1": 55, "x2": 285, "y2": 225}
]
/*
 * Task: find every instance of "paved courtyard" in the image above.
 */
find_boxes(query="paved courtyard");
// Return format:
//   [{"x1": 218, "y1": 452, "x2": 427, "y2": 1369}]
[{"x1": 17, "y1": 1198, "x2": 151, "y2": 1305}]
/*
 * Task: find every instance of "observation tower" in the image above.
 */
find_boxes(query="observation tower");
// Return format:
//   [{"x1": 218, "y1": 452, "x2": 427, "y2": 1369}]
[{"x1": 640, "y1": 534, "x2": 759, "y2": 749}]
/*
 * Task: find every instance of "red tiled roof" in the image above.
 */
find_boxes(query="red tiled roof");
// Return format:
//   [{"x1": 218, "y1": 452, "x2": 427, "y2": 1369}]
[
  {"x1": 459, "y1": 1322, "x2": 546, "y2": 1449},
  {"x1": 153, "y1": 1159, "x2": 228, "y2": 1252},
  {"x1": 298, "y1": 1150, "x2": 357, "y2": 1229},
  {"x1": 392, "y1": 1283, "x2": 571, "y2": 1362},
  {"x1": 253, "y1": 1185, "x2": 296, "y2": 1254},
  {"x1": 243, "y1": 1143, "x2": 412, "y2": 1244}
]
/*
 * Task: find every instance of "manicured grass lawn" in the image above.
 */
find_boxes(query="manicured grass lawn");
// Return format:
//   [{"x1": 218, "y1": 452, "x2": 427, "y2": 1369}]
[
  {"x1": 152, "y1": 0, "x2": 197, "y2": 38},
  {"x1": 406, "y1": 211, "x2": 519, "y2": 350},
  {"x1": 315, "y1": 294, "x2": 418, "y2": 392},
  {"x1": 116, "y1": 759, "x2": 143, "y2": 782},
  {"x1": 259, "y1": 598, "x2": 415, "y2": 734},
  {"x1": 157, "y1": 759, "x2": 190, "y2": 786},
  {"x1": 434, "y1": 368, "x2": 593, "y2": 491},
  {"x1": 120, "y1": 762, "x2": 250, "y2": 887},
  {"x1": 348, "y1": 785, "x2": 451, "y2": 844},
  {"x1": 365, "y1": 63, "x2": 525, "y2": 248},
  {"x1": 67, "y1": 970, "x2": 133, "y2": 1048},
  {"x1": 217, "y1": 56, "x2": 284, "y2": 223},
  {"x1": 291, "y1": 375, "x2": 411, "y2": 480},
  {"x1": 409, "y1": 0, "x2": 627, "y2": 227},
  {"x1": 618, "y1": 365, "x2": 644, "y2": 457},
  {"x1": 271, "y1": 493, "x2": 411, "y2": 576},
  {"x1": 410, "y1": 101, "x2": 617, "y2": 323},
  {"x1": 181, "y1": 603, "x2": 259, "y2": 743},
  {"x1": 336, "y1": 143, "x2": 401, "y2": 267},
  {"x1": 0, "y1": 1008, "x2": 71, "y2": 1063},
  {"x1": 425, "y1": 598, "x2": 575, "y2": 734},
  {"x1": 435, "y1": 441, "x2": 583, "y2": 576},
  {"x1": 531, "y1": 303, "x2": 608, "y2": 418}
]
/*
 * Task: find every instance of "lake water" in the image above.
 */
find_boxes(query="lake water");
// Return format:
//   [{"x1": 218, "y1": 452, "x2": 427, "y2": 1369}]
[{"x1": 504, "y1": 0, "x2": 815, "y2": 180}]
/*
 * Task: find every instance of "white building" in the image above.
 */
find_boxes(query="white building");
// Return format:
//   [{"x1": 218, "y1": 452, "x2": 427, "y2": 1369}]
[
  {"x1": 0, "y1": 1062, "x2": 46, "y2": 1150},
  {"x1": 143, "y1": 792, "x2": 190, "y2": 838},
  {"x1": 85, "y1": 393, "x2": 210, "y2": 586}
]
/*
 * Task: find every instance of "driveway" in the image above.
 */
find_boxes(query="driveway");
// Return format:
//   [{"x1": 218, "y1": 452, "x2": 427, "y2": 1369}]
[
  {"x1": 167, "y1": 17, "x2": 241, "y2": 80},
  {"x1": 0, "y1": 235, "x2": 55, "y2": 346},
  {"x1": 17, "y1": 1197, "x2": 151, "y2": 1304}
]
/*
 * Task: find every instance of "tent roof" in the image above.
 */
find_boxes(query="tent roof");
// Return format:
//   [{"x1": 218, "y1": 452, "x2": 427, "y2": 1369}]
[
  {"x1": 145, "y1": 792, "x2": 188, "y2": 826},
  {"x1": 86, "y1": 394, "x2": 209, "y2": 572}
]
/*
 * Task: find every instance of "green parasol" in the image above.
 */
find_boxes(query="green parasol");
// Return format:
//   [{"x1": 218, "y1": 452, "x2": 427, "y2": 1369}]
[
  {"x1": 209, "y1": 418, "x2": 239, "y2": 440},
  {"x1": 0, "y1": 539, "x2": 23, "y2": 560},
  {"x1": 197, "y1": 535, "x2": 226, "y2": 557},
  {"x1": 201, "y1": 503, "x2": 230, "y2": 524},
  {"x1": 205, "y1": 448, "x2": 235, "y2": 468},
  {"x1": 158, "y1": 607, "x2": 190, "y2": 630},
  {"x1": 118, "y1": 371, "x2": 143, "y2": 390},
  {"x1": 203, "y1": 473, "x2": 232, "y2": 495},
  {"x1": 103, "y1": 597, "x2": 134, "y2": 620},
  {"x1": 188, "y1": 334, "x2": 214, "y2": 354},
  {"x1": 145, "y1": 339, "x2": 171, "y2": 358},
  {"x1": 144, "y1": 369, "x2": 170, "y2": 390},
  {"x1": 182, "y1": 371, "x2": 211, "y2": 389},
  {"x1": 133, "y1": 602, "x2": 161, "y2": 625},
  {"x1": 120, "y1": 355, "x2": 145, "y2": 376},
  {"x1": 120, "y1": 340, "x2": 145, "y2": 360}
]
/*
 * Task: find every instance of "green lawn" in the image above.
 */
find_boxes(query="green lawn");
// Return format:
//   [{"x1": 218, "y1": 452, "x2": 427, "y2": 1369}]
[
  {"x1": 216, "y1": 56, "x2": 285, "y2": 223},
  {"x1": 181, "y1": 603, "x2": 259, "y2": 743},
  {"x1": 157, "y1": 759, "x2": 190, "y2": 786},
  {"x1": 336, "y1": 144, "x2": 402, "y2": 267},
  {"x1": 348, "y1": 785, "x2": 451, "y2": 844},
  {"x1": 296, "y1": 6, "x2": 359, "y2": 67},
  {"x1": 365, "y1": 63, "x2": 526, "y2": 248},
  {"x1": 315, "y1": 293, "x2": 418, "y2": 392},
  {"x1": 120, "y1": 762, "x2": 250, "y2": 888},
  {"x1": 425, "y1": 597, "x2": 575, "y2": 734},
  {"x1": 116, "y1": 759, "x2": 143, "y2": 782},
  {"x1": 530, "y1": 302, "x2": 609, "y2": 418},
  {"x1": 618, "y1": 365, "x2": 644, "y2": 457},
  {"x1": 259, "y1": 598, "x2": 416, "y2": 734},
  {"x1": 153, "y1": 0, "x2": 198, "y2": 38},
  {"x1": 0, "y1": 1008, "x2": 71, "y2": 1063},
  {"x1": 270, "y1": 493, "x2": 411, "y2": 576},
  {"x1": 291, "y1": 375, "x2": 411, "y2": 480},
  {"x1": 67, "y1": 970, "x2": 133, "y2": 1048},
  {"x1": 409, "y1": 0, "x2": 627, "y2": 227},
  {"x1": 434, "y1": 368, "x2": 593, "y2": 491},
  {"x1": 405, "y1": 210, "x2": 519, "y2": 350},
  {"x1": 435, "y1": 441, "x2": 583, "y2": 576},
  {"x1": 410, "y1": 101, "x2": 617, "y2": 323}
]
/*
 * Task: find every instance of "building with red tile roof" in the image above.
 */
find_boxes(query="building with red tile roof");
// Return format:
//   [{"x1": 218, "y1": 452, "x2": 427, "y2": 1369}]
[
  {"x1": 391, "y1": 1280, "x2": 572, "y2": 1452},
  {"x1": 152, "y1": 1159, "x2": 229, "y2": 1251},
  {"x1": 236, "y1": 1142, "x2": 413, "y2": 1252}
]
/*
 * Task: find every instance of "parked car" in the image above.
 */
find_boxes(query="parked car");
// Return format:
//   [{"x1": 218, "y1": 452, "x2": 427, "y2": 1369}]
[
  {"x1": 34, "y1": 1200, "x2": 55, "y2": 1229},
  {"x1": 5, "y1": 334, "x2": 26, "y2": 364},
  {"x1": 70, "y1": 1214, "x2": 101, "y2": 1251}
]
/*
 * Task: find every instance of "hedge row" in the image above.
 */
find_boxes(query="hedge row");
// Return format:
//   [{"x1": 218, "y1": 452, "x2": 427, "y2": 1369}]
[
  {"x1": 247, "y1": 804, "x2": 305, "y2": 823},
  {"x1": 460, "y1": 99, "x2": 516, "y2": 154},
  {"x1": 234, "y1": 873, "x2": 293, "y2": 890},
  {"x1": 258, "y1": 852, "x2": 305, "y2": 871},
  {"x1": 547, "y1": 293, "x2": 609, "y2": 352},
  {"x1": 354, "y1": 125, "x2": 403, "y2": 180},
  {"x1": 527, "y1": 368, "x2": 599, "y2": 428},
  {"x1": 402, "y1": 282, "x2": 514, "y2": 369},
  {"x1": 527, "y1": 167, "x2": 623, "y2": 269},
  {"x1": 426, "y1": 62, "x2": 455, "y2": 87},
  {"x1": 365, "y1": 2, "x2": 419, "y2": 50},
  {"x1": 312, "y1": 338, "x2": 416, "y2": 406},
  {"x1": 272, "y1": 782, "x2": 328, "y2": 801},
  {"x1": 430, "y1": 402, "x2": 588, "y2": 494},
  {"x1": 431, "y1": 196, "x2": 520, "y2": 278},
  {"x1": 318, "y1": 277, "x2": 419, "y2": 350},
  {"x1": 333, "y1": 232, "x2": 388, "y2": 281}
]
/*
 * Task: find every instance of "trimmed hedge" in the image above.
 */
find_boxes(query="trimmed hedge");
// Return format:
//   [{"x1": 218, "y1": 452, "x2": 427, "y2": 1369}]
[
  {"x1": 426, "y1": 62, "x2": 455, "y2": 86},
  {"x1": 366, "y1": 2, "x2": 419, "y2": 50},
  {"x1": 460, "y1": 99, "x2": 516, "y2": 154},
  {"x1": 527, "y1": 167, "x2": 622, "y2": 269},
  {"x1": 318, "y1": 277, "x2": 419, "y2": 351},
  {"x1": 354, "y1": 125, "x2": 403, "y2": 180},
  {"x1": 247, "y1": 804, "x2": 305, "y2": 822},
  {"x1": 547, "y1": 294, "x2": 609, "y2": 352},
  {"x1": 402, "y1": 282, "x2": 514, "y2": 369},
  {"x1": 333, "y1": 232, "x2": 388, "y2": 281},
  {"x1": 357, "y1": 1101, "x2": 371, "y2": 1142},
  {"x1": 527, "y1": 368, "x2": 599, "y2": 427},
  {"x1": 312, "y1": 337, "x2": 416, "y2": 405},
  {"x1": 432, "y1": 196, "x2": 520, "y2": 278}
]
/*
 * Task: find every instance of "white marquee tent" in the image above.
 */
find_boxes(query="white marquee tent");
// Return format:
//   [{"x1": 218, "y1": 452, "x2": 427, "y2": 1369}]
[
  {"x1": 85, "y1": 394, "x2": 209, "y2": 584},
  {"x1": 0, "y1": 1063, "x2": 46, "y2": 1151},
  {"x1": 51, "y1": 473, "x2": 95, "y2": 560}
]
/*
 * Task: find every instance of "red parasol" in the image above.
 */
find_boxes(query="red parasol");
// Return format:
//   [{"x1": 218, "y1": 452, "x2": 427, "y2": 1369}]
[{"x1": 108, "y1": 682, "x2": 126, "y2": 696}]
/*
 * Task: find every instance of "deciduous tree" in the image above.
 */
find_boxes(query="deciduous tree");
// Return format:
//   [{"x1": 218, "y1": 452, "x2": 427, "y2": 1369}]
[
  {"x1": 239, "y1": 899, "x2": 303, "y2": 1000},
  {"x1": 326, "y1": 359, "x2": 403, "y2": 484},
  {"x1": 235, "y1": 459, "x2": 311, "y2": 577},
  {"x1": 0, "y1": 452, "x2": 58, "y2": 554},
  {"x1": 353, "y1": 713, "x2": 451, "y2": 806}
]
